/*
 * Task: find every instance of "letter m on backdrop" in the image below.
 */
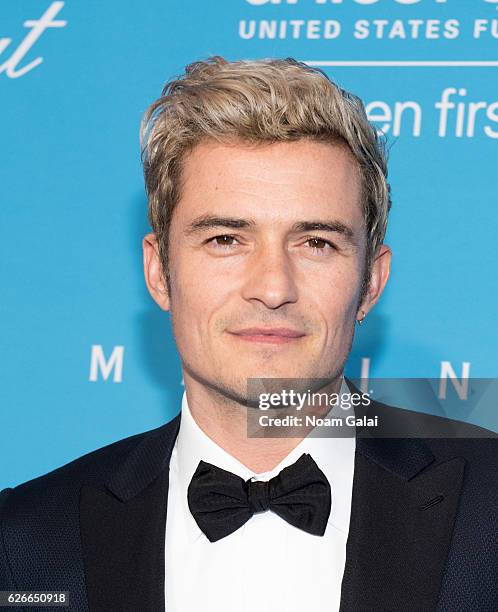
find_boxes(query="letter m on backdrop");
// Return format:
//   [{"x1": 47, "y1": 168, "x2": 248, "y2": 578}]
[{"x1": 89, "y1": 345, "x2": 124, "y2": 382}]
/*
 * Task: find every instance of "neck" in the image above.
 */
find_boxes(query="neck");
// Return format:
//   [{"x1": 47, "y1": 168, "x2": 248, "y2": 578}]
[{"x1": 182, "y1": 372, "x2": 343, "y2": 473}]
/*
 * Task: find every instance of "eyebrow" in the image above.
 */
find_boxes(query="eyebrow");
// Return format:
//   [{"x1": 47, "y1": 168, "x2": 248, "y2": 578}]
[{"x1": 184, "y1": 214, "x2": 357, "y2": 243}]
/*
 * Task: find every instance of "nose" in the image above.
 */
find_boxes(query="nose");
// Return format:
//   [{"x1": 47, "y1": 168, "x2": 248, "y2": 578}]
[{"x1": 240, "y1": 241, "x2": 299, "y2": 310}]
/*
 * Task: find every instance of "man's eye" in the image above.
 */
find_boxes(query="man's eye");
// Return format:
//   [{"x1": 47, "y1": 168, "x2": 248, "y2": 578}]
[
  {"x1": 207, "y1": 234, "x2": 239, "y2": 248},
  {"x1": 205, "y1": 235, "x2": 335, "y2": 253},
  {"x1": 306, "y1": 237, "x2": 335, "y2": 253}
]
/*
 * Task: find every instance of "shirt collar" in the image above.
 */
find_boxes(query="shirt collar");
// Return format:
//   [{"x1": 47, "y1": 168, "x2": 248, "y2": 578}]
[{"x1": 175, "y1": 376, "x2": 355, "y2": 541}]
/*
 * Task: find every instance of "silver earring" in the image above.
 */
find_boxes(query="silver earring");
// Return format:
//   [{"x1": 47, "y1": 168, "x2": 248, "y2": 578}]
[{"x1": 357, "y1": 310, "x2": 366, "y2": 325}]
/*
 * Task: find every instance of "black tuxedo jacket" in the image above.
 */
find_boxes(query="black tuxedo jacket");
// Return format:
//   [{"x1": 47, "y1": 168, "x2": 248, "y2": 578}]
[{"x1": 1, "y1": 379, "x2": 497, "y2": 611}]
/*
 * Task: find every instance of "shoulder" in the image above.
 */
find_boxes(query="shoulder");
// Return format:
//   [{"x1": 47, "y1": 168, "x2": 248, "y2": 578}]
[
  {"x1": 365, "y1": 398, "x2": 498, "y2": 475},
  {"x1": 0, "y1": 415, "x2": 180, "y2": 519},
  {"x1": 0, "y1": 415, "x2": 180, "y2": 587}
]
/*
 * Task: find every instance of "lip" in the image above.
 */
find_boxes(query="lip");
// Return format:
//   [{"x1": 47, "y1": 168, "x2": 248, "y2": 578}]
[{"x1": 228, "y1": 327, "x2": 306, "y2": 344}]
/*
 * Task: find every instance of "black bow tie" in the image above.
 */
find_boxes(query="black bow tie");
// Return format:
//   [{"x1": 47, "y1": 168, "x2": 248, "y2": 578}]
[{"x1": 187, "y1": 453, "x2": 331, "y2": 542}]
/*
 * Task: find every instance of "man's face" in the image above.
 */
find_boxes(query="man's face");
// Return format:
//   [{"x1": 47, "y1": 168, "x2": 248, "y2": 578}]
[{"x1": 144, "y1": 139, "x2": 390, "y2": 402}]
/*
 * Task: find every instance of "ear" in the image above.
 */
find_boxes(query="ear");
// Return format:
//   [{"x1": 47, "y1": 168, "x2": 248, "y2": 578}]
[
  {"x1": 357, "y1": 244, "x2": 391, "y2": 321},
  {"x1": 142, "y1": 232, "x2": 170, "y2": 312}
]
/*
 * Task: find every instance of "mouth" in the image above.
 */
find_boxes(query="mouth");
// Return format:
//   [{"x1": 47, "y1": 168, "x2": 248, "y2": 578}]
[{"x1": 227, "y1": 327, "x2": 306, "y2": 345}]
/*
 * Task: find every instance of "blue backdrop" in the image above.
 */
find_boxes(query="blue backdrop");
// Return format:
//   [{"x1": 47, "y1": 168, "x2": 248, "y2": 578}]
[{"x1": 1, "y1": 0, "x2": 497, "y2": 489}]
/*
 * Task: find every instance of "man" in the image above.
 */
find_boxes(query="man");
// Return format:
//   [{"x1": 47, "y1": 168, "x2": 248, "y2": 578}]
[{"x1": 0, "y1": 56, "x2": 496, "y2": 612}]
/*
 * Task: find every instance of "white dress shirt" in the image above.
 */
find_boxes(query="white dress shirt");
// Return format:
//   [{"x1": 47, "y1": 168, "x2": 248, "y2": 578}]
[{"x1": 164, "y1": 378, "x2": 356, "y2": 612}]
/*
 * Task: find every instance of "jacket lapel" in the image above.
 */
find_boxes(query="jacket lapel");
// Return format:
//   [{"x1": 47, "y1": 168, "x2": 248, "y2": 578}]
[
  {"x1": 79, "y1": 415, "x2": 180, "y2": 612},
  {"x1": 340, "y1": 379, "x2": 466, "y2": 611}
]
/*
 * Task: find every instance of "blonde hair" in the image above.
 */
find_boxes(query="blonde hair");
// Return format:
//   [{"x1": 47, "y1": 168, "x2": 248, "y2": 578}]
[{"x1": 141, "y1": 55, "x2": 391, "y2": 303}]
